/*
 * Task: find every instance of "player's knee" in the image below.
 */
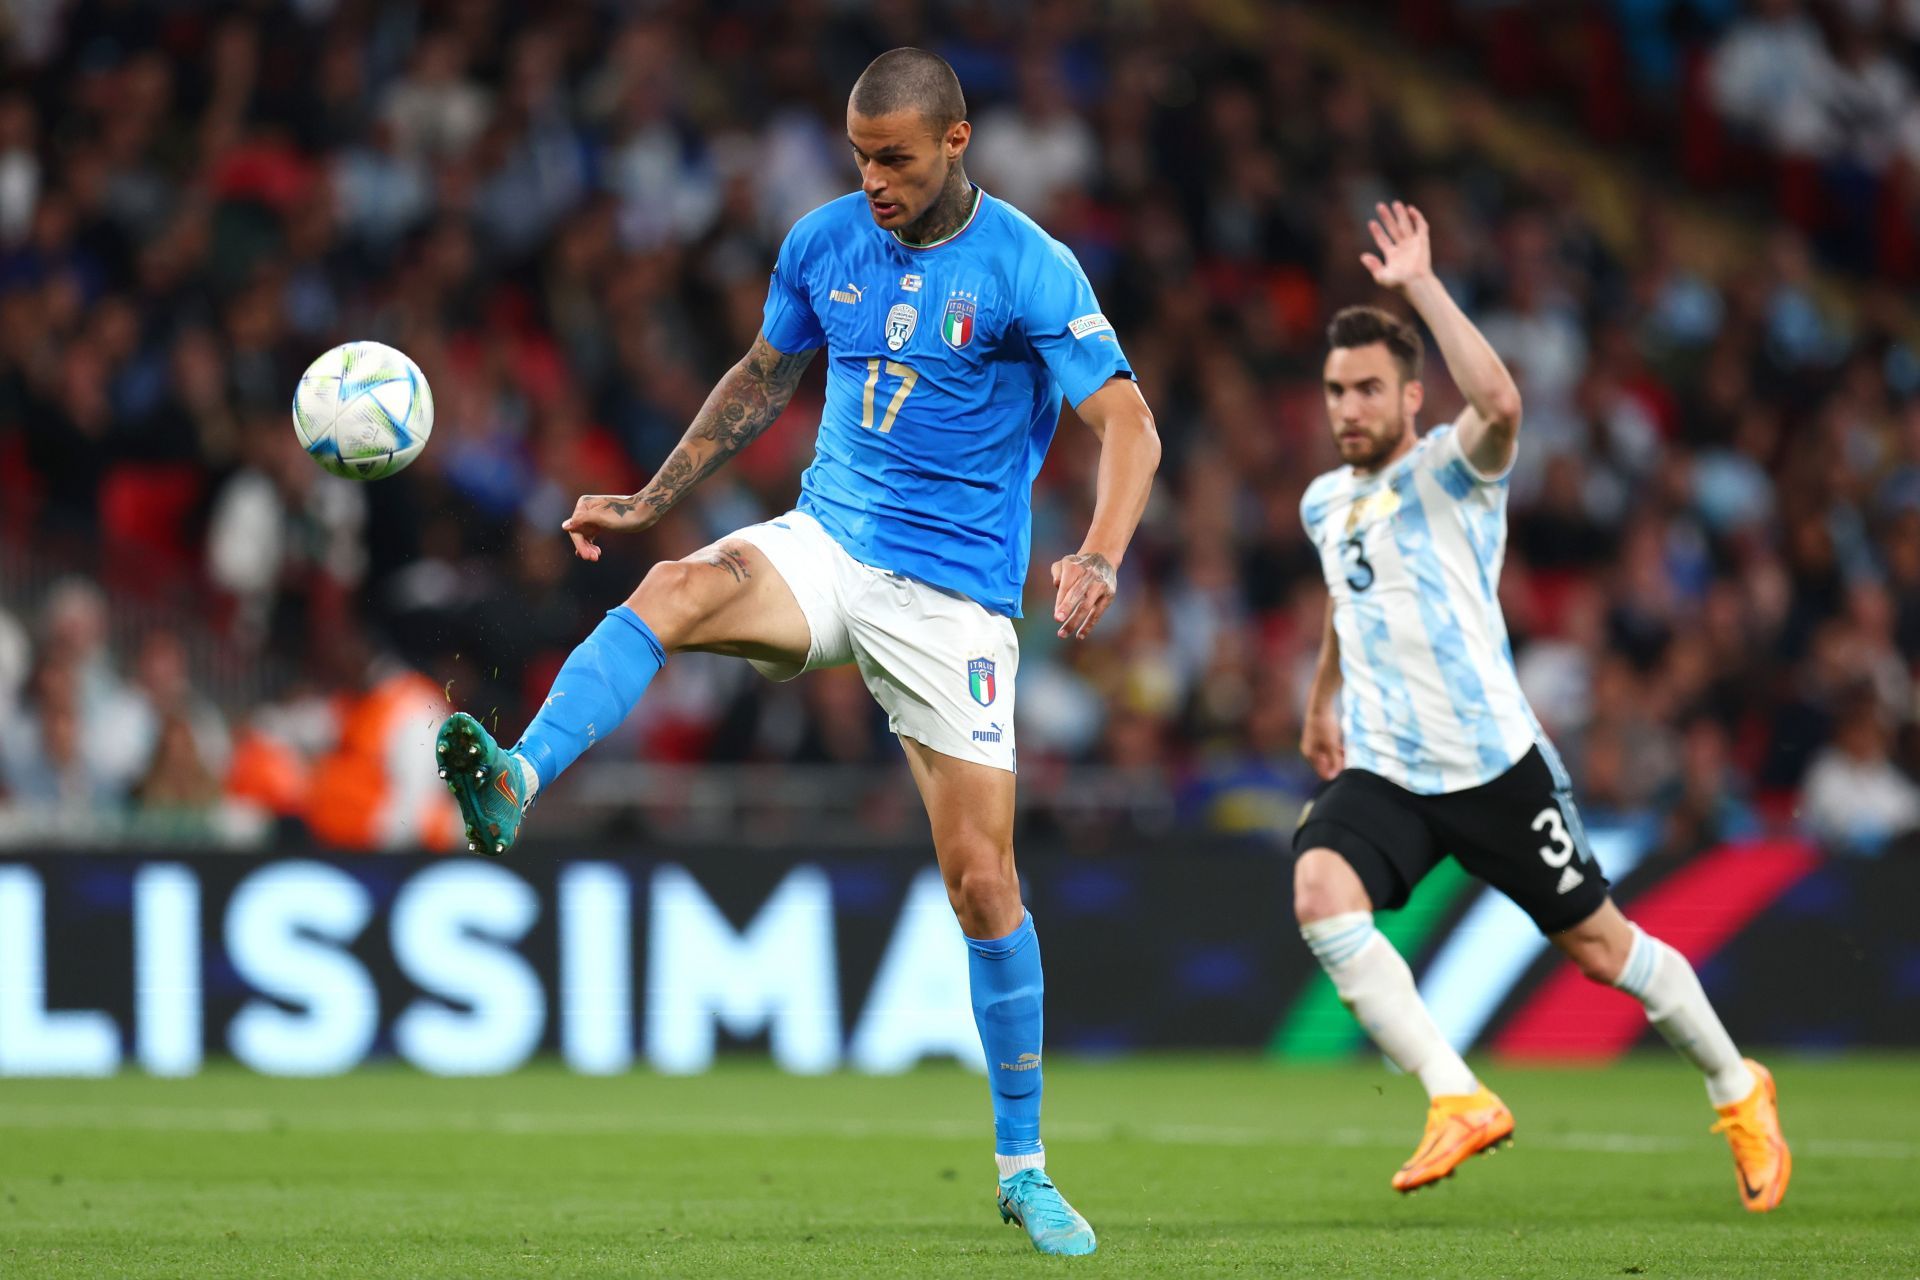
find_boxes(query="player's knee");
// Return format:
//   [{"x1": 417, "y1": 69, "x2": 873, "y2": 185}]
[
  {"x1": 627, "y1": 559, "x2": 718, "y2": 648},
  {"x1": 942, "y1": 850, "x2": 1020, "y2": 937},
  {"x1": 1293, "y1": 849, "x2": 1370, "y2": 924}
]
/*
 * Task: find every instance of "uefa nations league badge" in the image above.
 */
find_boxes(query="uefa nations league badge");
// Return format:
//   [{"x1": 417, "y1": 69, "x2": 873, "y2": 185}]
[{"x1": 886, "y1": 303, "x2": 916, "y2": 351}]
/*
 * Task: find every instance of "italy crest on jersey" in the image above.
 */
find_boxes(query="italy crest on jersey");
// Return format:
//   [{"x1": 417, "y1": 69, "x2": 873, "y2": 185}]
[
  {"x1": 967, "y1": 657, "x2": 997, "y2": 706},
  {"x1": 941, "y1": 292, "x2": 976, "y2": 349}
]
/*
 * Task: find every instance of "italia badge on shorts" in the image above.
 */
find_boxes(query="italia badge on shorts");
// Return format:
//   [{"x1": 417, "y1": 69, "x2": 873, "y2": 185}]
[
  {"x1": 941, "y1": 291, "x2": 977, "y2": 349},
  {"x1": 967, "y1": 657, "x2": 997, "y2": 706}
]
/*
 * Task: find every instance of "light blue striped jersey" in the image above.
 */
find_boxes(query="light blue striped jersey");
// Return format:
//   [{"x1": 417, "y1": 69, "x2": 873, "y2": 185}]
[{"x1": 1301, "y1": 422, "x2": 1537, "y2": 795}]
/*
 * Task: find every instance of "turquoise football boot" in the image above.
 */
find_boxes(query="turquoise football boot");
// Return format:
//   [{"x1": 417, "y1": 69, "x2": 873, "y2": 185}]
[
  {"x1": 997, "y1": 1169, "x2": 1096, "y2": 1256},
  {"x1": 435, "y1": 711, "x2": 530, "y2": 856}
]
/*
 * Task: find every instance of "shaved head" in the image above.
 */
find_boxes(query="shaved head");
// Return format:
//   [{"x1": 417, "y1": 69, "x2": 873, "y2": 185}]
[{"x1": 850, "y1": 47, "x2": 967, "y2": 131}]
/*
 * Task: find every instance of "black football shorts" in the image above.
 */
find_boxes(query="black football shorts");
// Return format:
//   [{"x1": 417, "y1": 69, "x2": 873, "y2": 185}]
[{"x1": 1292, "y1": 746, "x2": 1610, "y2": 935}]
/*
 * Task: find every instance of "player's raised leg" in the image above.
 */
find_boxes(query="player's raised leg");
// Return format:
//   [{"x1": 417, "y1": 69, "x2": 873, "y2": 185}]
[
  {"x1": 898, "y1": 736, "x2": 1094, "y2": 1256},
  {"x1": 1552, "y1": 900, "x2": 1790, "y2": 1212},
  {"x1": 435, "y1": 321, "x2": 820, "y2": 854},
  {"x1": 437, "y1": 537, "x2": 811, "y2": 854},
  {"x1": 1294, "y1": 846, "x2": 1513, "y2": 1192}
]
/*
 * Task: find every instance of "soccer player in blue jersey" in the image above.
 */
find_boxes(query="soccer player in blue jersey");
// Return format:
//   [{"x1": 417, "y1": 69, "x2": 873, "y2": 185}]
[{"x1": 434, "y1": 48, "x2": 1157, "y2": 1255}]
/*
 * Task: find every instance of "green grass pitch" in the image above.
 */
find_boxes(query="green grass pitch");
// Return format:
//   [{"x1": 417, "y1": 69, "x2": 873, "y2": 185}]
[{"x1": 2, "y1": 1055, "x2": 1915, "y2": 1277}]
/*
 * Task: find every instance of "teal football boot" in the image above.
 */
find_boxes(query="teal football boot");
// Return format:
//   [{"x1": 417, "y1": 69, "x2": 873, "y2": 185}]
[
  {"x1": 435, "y1": 711, "x2": 530, "y2": 856},
  {"x1": 997, "y1": 1169, "x2": 1096, "y2": 1256}
]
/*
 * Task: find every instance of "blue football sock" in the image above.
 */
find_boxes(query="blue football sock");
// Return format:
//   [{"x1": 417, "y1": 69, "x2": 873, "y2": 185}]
[
  {"x1": 966, "y1": 911, "x2": 1045, "y2": 1159},
  {"x1": 512, "y1": 606, "x2": 665, "y2": 790}
]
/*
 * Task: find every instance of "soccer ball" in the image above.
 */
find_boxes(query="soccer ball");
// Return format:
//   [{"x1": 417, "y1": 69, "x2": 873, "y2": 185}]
[{"x1": 292, "y1": 341, "x2": 435, "y2": 481}]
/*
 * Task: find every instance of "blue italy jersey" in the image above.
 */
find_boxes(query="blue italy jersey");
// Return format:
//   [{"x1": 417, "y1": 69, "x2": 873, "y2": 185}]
[{"x1": 759, "y1": 188, "x2": 1132, "y2": 616}]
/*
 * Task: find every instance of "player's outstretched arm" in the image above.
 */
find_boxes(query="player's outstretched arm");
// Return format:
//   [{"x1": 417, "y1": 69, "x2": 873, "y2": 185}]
[
  {"x1": 1301, "y1": 598, "x2": 1344, "y2": 780},
  {"x1": 562, "y1": 335, "x2": 818, "y2": 561},
  {"x1": 1361, "y1": 201, "x2": 1523, "y2": 478},
  {"x1": 1051, "y1": 377, "x2": 1160, "y2": 640}
]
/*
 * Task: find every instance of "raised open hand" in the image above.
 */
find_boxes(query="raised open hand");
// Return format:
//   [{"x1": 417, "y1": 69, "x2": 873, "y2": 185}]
[{"x1": 1360, "y1": 201, "x2": 1433, "y2": 292}]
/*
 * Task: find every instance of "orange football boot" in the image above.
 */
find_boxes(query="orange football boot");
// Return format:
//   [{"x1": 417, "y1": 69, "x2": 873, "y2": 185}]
[
  {"x1": 1711, "y1": 1059, "x2": 1791, "y2": 1212},
  {"x1": 1392, "y1": 1084, "x2": 1515, "y2": 1193}
]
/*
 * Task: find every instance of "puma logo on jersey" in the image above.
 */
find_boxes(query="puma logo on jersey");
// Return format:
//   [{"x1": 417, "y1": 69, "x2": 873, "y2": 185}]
[{"x1": 830, "y1": 283, "x2": 864, "y2": 305}]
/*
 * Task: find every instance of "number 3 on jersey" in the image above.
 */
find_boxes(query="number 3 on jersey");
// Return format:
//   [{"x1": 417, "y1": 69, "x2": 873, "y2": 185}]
[
  {"x1": 1342, "y1": 534, "x2": 1374, "y2": 592},
  {"x1": 861, "y1": 358, "x2": 918, "y2": 433}
]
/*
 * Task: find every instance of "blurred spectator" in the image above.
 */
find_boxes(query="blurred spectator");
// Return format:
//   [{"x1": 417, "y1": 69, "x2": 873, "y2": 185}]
[
  {"x1": 110, "y1": 629, "x2": 231, "y2": 784},
  {"x1": 1800, "y1": 688, "x2": 1920, "y2": 853},
  {"x1": 971, "y1": 55, "x2": 1099, "y2": 219},
  {"x1": 136, "y1": 712, "x2": 221, "y2": 816},
  {"x1": 1653, "y1": 716, "x2": 1759, "y2": 856},
  {"x1": 300, "y1": 628, "x2": 457, "y2": 852},
  {"x1": 1813, "y1": 16, "x2": 1914, "y2": 172},
  {"x1": 601, "y1": 29, "x2": 721, "y2": 252},
  {"x1": 335, "y1": 119, "x2": 432, "y2": 251},
  {"x1": 36, "y1": 578, "x2": 147, "y2": 788},
  {"x1": 472, "y1": 32, "x2": 587, "y2": 260},
  {"x1": 205, "y1": 416, "x2": 368, "y2": 647},
  {"x1": 1516, "y1": 579, "x2": 1606, "y2": 741},
  {"x1": 381, "y1": 33, "x2": 491, "y2": 161},
  {"x1": 1, "y1": 658, "x2": 118, "y2": 814},
  {"x1": 1178, "y1": 666, "x2": 1316, "y2": 835},
  {"x1": 1706, "y1": 0, "x2": 1833, "y2": 156}
]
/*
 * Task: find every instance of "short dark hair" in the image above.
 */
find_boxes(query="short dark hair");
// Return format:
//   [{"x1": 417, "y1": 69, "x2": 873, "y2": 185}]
[
  {"x1": 1327, "y1": 306, "x2": 1423, "y2": 382},
  {"x1": 850, "y1": 48, "x2": 967, "y2": 131}
]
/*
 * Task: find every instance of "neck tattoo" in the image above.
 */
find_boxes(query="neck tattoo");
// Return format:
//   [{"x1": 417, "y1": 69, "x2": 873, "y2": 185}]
[{"x1": 897, "y1": 171, "x2": 976, "y2": 247}]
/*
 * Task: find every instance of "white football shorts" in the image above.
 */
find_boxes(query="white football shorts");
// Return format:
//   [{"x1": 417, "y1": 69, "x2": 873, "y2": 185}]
[{"x1": 731, "y1": 509, "x2": 1018, "y2": 772}]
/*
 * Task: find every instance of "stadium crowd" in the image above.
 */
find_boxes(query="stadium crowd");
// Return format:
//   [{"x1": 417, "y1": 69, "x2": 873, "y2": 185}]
[
  {"x1": 3, "y1": 0, "x2": 1920, "y2": 856},
  {"x1": 1423, "y1": 0, "x2": 1920, "y2": 278}
]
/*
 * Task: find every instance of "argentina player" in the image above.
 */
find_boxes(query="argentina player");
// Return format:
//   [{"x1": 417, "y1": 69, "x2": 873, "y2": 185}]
[
  {"x1": 434, "y1": 49, "x2": 1157, "y2": 1254},
  {"x1": 1293, "y1": 203, "x2": 1789, "y2": 1211}
]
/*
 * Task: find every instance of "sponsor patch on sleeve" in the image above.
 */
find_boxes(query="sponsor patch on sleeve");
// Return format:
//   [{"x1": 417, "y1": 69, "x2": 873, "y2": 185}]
[{"x1": 1068, "y1": 313, "x2": 1114, "y2": 340}]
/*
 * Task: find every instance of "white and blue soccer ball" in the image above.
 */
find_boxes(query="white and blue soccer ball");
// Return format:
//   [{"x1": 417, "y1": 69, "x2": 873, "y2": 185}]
[{"x1": 292, "y1": 340, "x2": 435, "y2": 480}]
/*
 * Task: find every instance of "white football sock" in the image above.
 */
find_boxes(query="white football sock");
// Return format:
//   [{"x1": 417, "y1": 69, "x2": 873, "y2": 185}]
[
  {"x1": 1612, "y1": 924, "x2": 1754, "y2": 1107},
  {"x1": 995, "y1": 1150, "x2": 1045, "y2": 1181},
  {"x1": 511, "y1": 751, "x2": 540, "y2": 804},
  {"x1": 1301, "y1": 912, "x2": 1477, "y2": 1099}
]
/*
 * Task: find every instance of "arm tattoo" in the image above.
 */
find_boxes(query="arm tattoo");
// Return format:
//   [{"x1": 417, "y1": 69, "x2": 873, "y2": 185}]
[{"x1": 635, "y1": 337, "x2": 816, "y2": 518}]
